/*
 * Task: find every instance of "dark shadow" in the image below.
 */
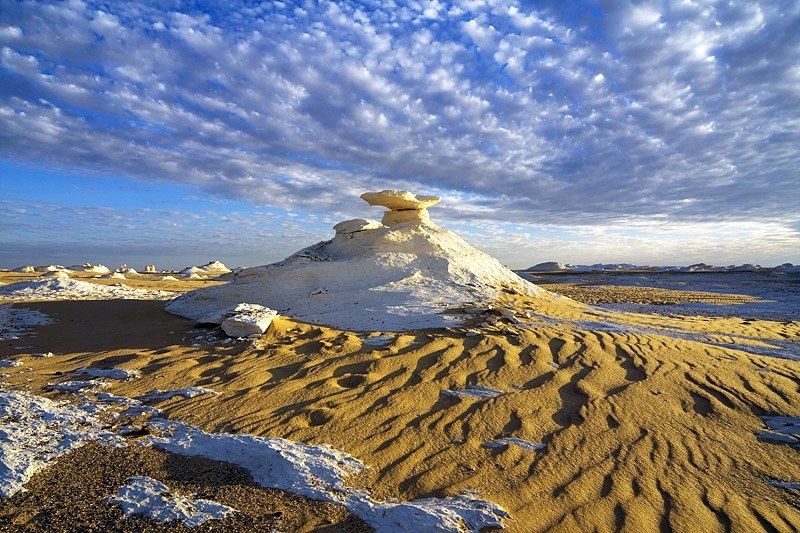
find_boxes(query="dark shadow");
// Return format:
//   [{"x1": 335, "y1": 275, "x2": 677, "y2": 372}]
[{"x1": 5, "y1": 300, "x2": 195, "y2": 355}]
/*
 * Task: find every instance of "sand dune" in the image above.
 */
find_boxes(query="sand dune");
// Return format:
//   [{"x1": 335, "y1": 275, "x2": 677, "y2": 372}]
[{"x1": 2, "y1": 284, "x2": 798, "y2": 531}]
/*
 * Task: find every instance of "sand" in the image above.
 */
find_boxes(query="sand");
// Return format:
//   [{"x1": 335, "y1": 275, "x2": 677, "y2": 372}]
[{"x1": 1, "y1": 271, "x2": 799, "y2": 531}]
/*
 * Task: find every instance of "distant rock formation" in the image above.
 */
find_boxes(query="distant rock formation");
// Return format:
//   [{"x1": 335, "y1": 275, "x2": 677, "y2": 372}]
[
  {"x1": 179, "y1": 261, "x2": 231, "y2": 279},
  {"x1": 526, "y1": 262, "x2": 572, "y2": 272}
]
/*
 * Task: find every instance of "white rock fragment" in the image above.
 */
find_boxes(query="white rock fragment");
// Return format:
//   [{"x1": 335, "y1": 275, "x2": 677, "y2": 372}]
[
  {"x1": 108, "y1": 476, "x2": 236, "y2": 527},
  {"x1": 0, "y1": 359, "x2": 23, "y2": 368},
  {"x1": 0, "y1": 389, "x2": 122, "y2": 497},
  {"x1": 757, "y1": 416, "x2": 800, "y2": 445},
  {"x1": 441, "y1": 385, "x2": 506, "y2": 400},
  {"x1": 142, "y1": 418, "x2": 510, "y2": 532},
  {"x1": 76, "y1": 367, "x2": 142, "y2": 381},
  {"x1": 0, "y1": 305, "x2": 53, "y2": 340},
  {"x1": 496, "y1": 308, "x2": 521, "y2": 324},
  {"x1": 218, "y1": 303, "x2": 277, "y2": 338},
  {"x1": 138, "y1": 387, "x2": 219, "y2": 402},
  {"x1": 482, "y1": 438, "x2": 546, "y2": 451},
  {"x1": 46, "y1": 380, "x2": 110, "y2": 393},
  {"x1": 768, "y1": 480, "x2": 800, "y2": 490},
  {"x1": 362, "y1": 334, "x2": 395, "y2": 346},
  {"x1": 762, "y1": 416, "x2": 800, "y2": 434}
]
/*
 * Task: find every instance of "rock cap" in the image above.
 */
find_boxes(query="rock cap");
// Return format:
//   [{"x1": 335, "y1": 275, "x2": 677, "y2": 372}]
[{"x1": 361, "y1": 190, "x2": 440, "y2": 211}]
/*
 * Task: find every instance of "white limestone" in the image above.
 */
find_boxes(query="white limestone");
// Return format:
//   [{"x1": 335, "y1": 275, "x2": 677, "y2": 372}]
[
  {"x1": 219, "y1": 303, "x2": 278, "y2": 337},
  {"x1": 166, "y1": 191, "x2": 541, "y2": 332}
]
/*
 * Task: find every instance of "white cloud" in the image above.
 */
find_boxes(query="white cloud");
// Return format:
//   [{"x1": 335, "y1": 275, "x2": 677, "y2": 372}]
[
  {"x1": 627, "y1": 5, "x2": 663, "y2": 29},
  {"x1": 0, "y1": 0, "x2": 797, "y2": 266}
]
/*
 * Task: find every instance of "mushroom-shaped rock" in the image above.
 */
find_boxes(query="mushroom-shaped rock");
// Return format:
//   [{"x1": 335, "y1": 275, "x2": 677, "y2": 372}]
[
  {"x1": 165, "y1": 189, "x2": 547, "y2": 332},
  {"x1": 361, "y1": 190, "x2": 441, "y2": 227},
  {"x1": 361, "y1": 190, "x2": 440, "y2": 211}
]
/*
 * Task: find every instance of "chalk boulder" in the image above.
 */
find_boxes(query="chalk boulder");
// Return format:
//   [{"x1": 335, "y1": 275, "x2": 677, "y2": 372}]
[{"x1": 218, "y1": 303, "x2": 278, "y2": 337}]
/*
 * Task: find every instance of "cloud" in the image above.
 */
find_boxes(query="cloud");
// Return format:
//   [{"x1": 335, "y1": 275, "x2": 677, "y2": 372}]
[{"x1": 0, "y1": 0, "x2": 798, "y2": 238}]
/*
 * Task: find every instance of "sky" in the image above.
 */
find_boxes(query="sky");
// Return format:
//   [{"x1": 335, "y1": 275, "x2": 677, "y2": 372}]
[{"x1": 1, "y1": 0, "x2": 799, "y2": 270}]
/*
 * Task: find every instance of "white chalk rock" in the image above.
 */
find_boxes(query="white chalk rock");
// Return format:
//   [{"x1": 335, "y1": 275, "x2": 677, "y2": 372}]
[
  {"x1": 81, "y1": 264, "x2": 111, "y2": 274},
  {"x1": 144, "y1": 265, "x2": 157, "y2": 273},
  {"x1": 199, "y1": 261, "x2": 230, "y2": 273},
  {"x1": 167, "y1": 190, "x2": 543, "y2": 332},
  {"x1": 333, "y1": 219, "x2": 383, "y2": 235},
  {"x1": 41, "y1": 270, "x2": 71, "y2": 280},
  {"x1": 220, "y1": 303, "x2": 278, "y2": 337},
  {"x1": 361, "y1": 190, "x2": 441, "y2": 227},
  {"x1": 360, "y1": 190, "x2": 440, "y2": 211}
]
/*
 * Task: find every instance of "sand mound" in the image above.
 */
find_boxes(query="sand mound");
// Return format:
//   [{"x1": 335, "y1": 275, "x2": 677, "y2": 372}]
[{"x1": 166, "y1": 191, "x2": 546, "y2": 331}]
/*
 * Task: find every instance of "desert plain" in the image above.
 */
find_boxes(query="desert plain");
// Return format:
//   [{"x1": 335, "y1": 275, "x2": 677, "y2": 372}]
[{"x1": 1, "y1": 266, "x2": 798, "y2": 532}]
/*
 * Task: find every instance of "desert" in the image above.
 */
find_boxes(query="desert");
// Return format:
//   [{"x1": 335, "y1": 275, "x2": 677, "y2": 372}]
[{"x1": 0, "y1": 191, "x2": 798, "y2": 532}]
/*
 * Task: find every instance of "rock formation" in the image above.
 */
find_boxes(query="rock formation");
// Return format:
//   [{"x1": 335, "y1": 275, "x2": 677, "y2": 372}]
[
  {"x1": 360, "y1": 190, "x2": 441, "y2": 226},
  {"x1": 166, "y1": 191, "x2": 541, "y2": 332}
]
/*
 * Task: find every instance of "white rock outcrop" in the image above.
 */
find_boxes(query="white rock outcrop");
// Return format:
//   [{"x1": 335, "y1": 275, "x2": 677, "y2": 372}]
[
  {"x1": 179, "y1": 261, "x2": 231, "y2": 279},
  {"x1": 166, "y1": 191, "x2": 541, "y2": 332},
  {"x1": 196, "y1": 303, "x2": 278, "y2": 337}
]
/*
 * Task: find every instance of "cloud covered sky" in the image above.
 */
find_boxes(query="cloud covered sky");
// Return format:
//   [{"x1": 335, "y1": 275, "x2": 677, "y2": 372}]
[{"x1": 1, "y1": 0, "x2": 799, "y2": 269}]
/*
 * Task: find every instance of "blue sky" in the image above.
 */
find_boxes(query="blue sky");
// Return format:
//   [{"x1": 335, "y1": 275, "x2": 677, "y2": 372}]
[{"x1": 1, "y1": 0, "x2": 798, "y2": 269}]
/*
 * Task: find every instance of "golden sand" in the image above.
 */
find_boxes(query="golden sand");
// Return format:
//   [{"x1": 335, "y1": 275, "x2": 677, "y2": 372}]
[{"x1": 1, "y1": 272, "x2": 799, "y2": 531}]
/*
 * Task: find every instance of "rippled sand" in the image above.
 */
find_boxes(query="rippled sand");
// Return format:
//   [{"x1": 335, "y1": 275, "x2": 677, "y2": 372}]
[{"x1": 1, "y1": 271, "x2": 799, "y2": 531}]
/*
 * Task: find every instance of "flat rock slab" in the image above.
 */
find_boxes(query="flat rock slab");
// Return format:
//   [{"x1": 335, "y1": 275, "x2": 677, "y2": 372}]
[{"x1": 361, "y1": 190, "x2": 440, "y2": 211}]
